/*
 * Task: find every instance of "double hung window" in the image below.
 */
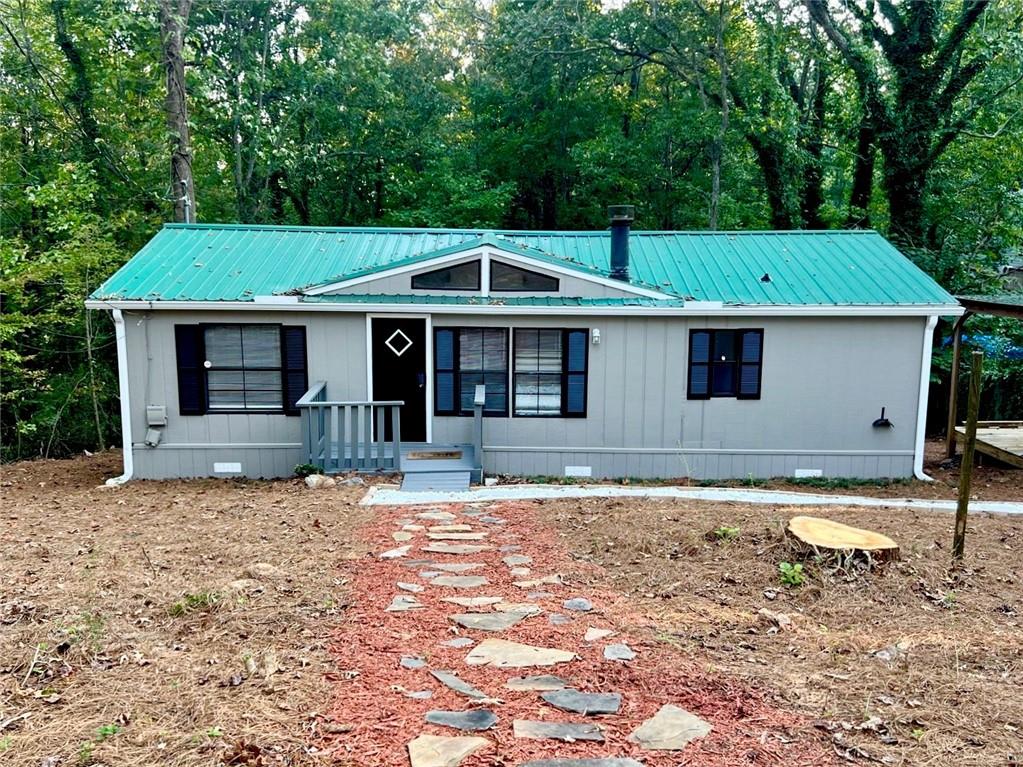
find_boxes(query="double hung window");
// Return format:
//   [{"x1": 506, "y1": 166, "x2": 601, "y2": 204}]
[{"x1": 512, "y1": 329, "x2": 587, "y2": 417}]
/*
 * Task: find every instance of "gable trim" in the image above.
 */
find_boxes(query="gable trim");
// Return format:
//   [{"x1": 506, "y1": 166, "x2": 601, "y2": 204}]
[{"x1": 301, "y1": 244, "x2": 675, "y2": 301}]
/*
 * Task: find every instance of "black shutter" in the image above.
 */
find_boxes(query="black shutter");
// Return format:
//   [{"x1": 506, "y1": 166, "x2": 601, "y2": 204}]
[
  {"x1": 737, "y1": 330, "x2": 763, "y2": 399},
  {"x1": 281, "y1": 326, "x2": 308, "y2": 416},
  {"x1": 175, "y1": 325, "x2": 206, "y2": 415},
  {"x1": 688, "y1": 330, "x2": 711, "y2": 399},
  {"x1": 434, "y1": 328, "x2": 456, "y2": 415},
  {"x1": 563, "y1": 329, "x2": 587, "y2": 416}
]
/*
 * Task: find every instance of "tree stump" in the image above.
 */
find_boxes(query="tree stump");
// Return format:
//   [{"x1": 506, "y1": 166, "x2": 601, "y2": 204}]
[{"x1": 786, "y1": 515, "x2": 900, "y2": 567}]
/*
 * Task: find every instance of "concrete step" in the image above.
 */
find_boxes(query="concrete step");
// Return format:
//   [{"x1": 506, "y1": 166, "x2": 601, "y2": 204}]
[{"x1": 400, "y1": 470, "x2": 472, "y2": 492}]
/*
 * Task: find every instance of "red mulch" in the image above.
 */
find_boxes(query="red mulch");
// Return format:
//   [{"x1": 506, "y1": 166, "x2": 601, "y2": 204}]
[{"x1": 320, "y1": 501, "x2": 839, "y2": 766}]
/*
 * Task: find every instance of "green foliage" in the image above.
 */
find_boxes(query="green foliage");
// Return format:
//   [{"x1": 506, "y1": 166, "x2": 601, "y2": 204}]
[
  {"x1": 713, "y1": 526, "x2": 740, "y2": 542},
  {"x1": 94, "y1": 724, "x2": 120, "y2": 742},
  {"x1": 778, "y1": 561, "x2": 806, "y2": 587},
  {"x1": 169, "y1": 591, "x2": 220, "y2": 617},
  {"x1": 1, "y1": 0, "x2": 1021, "y2": 463},
  {"x1": 293, "y1": 463, "x2": 324, "y2": 478}
]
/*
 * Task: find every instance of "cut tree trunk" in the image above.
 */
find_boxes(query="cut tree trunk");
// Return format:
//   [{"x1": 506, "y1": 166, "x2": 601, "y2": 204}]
[{"x1": 787, "y1": 515, "x2": 900, "y2": 564}]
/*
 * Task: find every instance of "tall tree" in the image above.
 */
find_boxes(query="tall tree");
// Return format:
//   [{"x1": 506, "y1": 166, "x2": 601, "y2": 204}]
[
  {"x1": 807, "y1": 0, "x2": 1023, "y2": 246},
  {"x1": 159, "y1": 0, "x2": 195, "y2": 223}
]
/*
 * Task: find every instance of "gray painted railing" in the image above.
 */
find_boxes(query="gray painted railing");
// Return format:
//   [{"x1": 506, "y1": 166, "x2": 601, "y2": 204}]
[
  {"x1": 296, "y1": 381, "x2": 403, "y2": 473},
  {"x1": 472, "y1": 384, "x2": 485, "y2": 483}
]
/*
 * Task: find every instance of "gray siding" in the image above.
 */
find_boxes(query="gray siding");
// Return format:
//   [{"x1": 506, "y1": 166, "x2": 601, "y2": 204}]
[
  {"x1": 433, "y1": 314, "x2": 923, "y2": 479},
  {"x1": 122, "y1": 308, "x2": 926, "y2": 480},
  {"x1": 123, "y1": 309, "x2": 366, "y2": 479}
]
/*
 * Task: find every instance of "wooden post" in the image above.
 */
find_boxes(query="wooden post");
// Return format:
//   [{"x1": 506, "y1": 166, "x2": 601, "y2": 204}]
[
  {"x1": 952, "y1": 351, "x2": 983, "y2": 563},
  {"x1": 945, "y1": 313, "x2": 970, "y2": 458}
]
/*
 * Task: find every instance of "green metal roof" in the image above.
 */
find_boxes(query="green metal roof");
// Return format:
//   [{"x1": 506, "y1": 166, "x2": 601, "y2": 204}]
[{"x1": 90, "y1": 223, "x2": 957, "y2": 306}]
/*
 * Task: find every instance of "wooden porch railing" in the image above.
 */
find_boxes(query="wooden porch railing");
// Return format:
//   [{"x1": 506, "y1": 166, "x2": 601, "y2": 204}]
[{"x1": 296, "y1": 381, "x2": 403, "y2": 473}]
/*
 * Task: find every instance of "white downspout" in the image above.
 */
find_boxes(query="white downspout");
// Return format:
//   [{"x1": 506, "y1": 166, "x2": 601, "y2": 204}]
[
  {"x1": 913, "y1": 315, "x2": 939, "y2": 481},
  {"x1": 106, "y1": 308, "x2": 134, "y2": 485}
]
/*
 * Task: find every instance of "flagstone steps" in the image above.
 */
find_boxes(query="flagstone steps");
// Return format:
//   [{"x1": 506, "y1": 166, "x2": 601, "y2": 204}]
[{"x1": 370, "y1": 501, "x2": 713, "y2": 767}]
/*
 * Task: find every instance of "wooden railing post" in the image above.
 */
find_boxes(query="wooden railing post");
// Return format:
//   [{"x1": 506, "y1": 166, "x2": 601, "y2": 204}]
[
  {"x1": 472, "y1": 384, "x2": 485, "y2": 483},
  {"x1": 301, "y1": 406, "x2": 312, "y2": 467},
  {"x1": 953, "y1": 351, "x2": 983, "y2": 563},
  {"x1": 294, "y1": 382, "x2": 403, "y2": 474},
  {"x1": 946, "y1": 313, "x2": 970, "y2": 458}
]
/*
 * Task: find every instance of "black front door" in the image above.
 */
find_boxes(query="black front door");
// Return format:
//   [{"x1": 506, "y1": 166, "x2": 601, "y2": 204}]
[{"x1": 372, "y1": 318, "x2": 427, "y2": 442}]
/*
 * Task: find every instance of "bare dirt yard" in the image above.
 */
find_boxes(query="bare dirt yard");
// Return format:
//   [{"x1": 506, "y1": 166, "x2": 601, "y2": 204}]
[
  {"x1": 541, "y1": 497, "x2": 1023, "y2": 767},
  {"x1": 2, "y1": 450, "x2": 1019, "y2": 767},
  {"x1": 1, "y1": 452, "x2": 373, "y2": 767},
  {"x1": 506, "y1": 440, "x2": 1023, "y2": 503}
]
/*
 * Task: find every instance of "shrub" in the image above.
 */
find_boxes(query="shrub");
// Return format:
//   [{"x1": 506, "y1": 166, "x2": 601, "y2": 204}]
[{"x1": 778, "y1": 561, "x2": 806, "y2": 587}]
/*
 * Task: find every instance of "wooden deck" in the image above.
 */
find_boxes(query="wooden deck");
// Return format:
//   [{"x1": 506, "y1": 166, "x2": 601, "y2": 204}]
[{"x1": 955, "y1": 421, "x2": 1023, "y2": 468}]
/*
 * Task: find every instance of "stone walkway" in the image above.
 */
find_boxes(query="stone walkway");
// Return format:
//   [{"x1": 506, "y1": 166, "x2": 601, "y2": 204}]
[{"x1": 324, "y1": 501, "x2": 836, "y2": 766}]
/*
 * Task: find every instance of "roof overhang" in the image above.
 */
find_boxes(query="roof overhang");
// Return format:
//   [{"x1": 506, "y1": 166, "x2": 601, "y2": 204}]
[
  {"x1": 85, "y1": 298, "x2": 964, "y2": 317},
  {"x1": 956, "y1": 294, "x2": 1023, "y2": 320}
]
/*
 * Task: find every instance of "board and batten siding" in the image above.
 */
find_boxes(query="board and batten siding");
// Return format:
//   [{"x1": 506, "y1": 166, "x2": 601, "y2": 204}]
[
  {"x1": 123, "y1": 308, "x2": 925, "y2": 480},
  {"x1": 123, "y1": 310, "x2": 366, "y2": 479},
  {"x1": 431, "y1": 314, "x2": 923, "y2": 480}
]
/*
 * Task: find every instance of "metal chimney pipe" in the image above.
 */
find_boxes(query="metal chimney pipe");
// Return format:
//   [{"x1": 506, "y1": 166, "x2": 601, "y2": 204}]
[{"x1": 609, "y1": 204, "x2": 634, "y2": 281}]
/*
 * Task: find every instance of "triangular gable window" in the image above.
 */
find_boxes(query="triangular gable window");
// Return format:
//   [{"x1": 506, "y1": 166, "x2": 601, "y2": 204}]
[
  {"x1": 490, "y1": 261, "x2": 559, "y2": 292},
  {"x1": 410, "y1": 260, "x2": 481, "y2": 290}
]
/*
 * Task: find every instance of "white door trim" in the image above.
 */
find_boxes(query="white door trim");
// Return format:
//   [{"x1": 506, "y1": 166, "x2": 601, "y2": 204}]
[{"x1": 367, "y1": 313, "x2": 432, "y2": 444}]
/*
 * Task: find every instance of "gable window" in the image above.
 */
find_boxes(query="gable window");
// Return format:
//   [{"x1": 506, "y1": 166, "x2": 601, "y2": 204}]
[
  {"x1": 411, "y1": 261, "x2": 480, "y2": 290},
  {"x1": 688, "y1": 329, "x2": 763, "y2": 399},
  {"x1": 174, "y1": 324, "x2": 307, "y2": 415},
  {"x1": 513, "y1": 329, "x2": 587, "y2": 417},
  {"x1": 435, "y1": 328, "x2": 508, "y2": 416},
  {"x1": 490, "y1": 261, "x2": 559, "y2": 292}
]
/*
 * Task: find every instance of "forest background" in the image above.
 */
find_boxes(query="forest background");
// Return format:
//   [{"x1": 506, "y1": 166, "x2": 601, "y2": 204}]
[{"x1": 2, "y1": 0, "x2": 1021, "y2": 461}]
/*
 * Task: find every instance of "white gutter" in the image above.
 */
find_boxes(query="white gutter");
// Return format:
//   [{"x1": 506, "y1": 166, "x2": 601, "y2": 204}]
[
  {"x1": 84, "y1": 299, "x2": 965, "y2": 318},
  {"x1": 913, "y1": 315, "x2": 939, "y2": 481},
  {"x1": 106, "y1": 308, "x2": 134, "y2": 485}
]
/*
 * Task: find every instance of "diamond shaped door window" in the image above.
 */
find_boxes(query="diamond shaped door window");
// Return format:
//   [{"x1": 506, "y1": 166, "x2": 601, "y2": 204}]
[{"x1": 385, "y1": 328, "x2": 413, "y2": 357}]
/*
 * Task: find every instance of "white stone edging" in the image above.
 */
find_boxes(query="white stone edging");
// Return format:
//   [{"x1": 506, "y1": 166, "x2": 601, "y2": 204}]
[{"x1": 360, "y1": 483, "x2": 1023, "y2": 516}]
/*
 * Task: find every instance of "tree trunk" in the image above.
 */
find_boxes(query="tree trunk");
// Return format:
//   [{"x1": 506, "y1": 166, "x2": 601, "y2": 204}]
[
  {"x1": 845, "y1": 115, "x2": 875, "y2": 228},
  {"x1": 883, "y1": 155, "x2": 929, "y2": 247},
  {"x1": 801, "y1": 62, "x2": 826, "y2": 229},
  {"x1": 159, "y1": 0, "x2": 195, "y2": 223},
  {"x1": 749, "y1": 137, "x2": 798, "y2": 229},
  {"x1": 708, "y1": 2, "x2": 729, "y2": 230},
  {"x1": 51, "y1": 0, "x2": 102, "y2": 164},
  {"x1": 622, "y1": 64, "x2": 641, "y2": 138}
]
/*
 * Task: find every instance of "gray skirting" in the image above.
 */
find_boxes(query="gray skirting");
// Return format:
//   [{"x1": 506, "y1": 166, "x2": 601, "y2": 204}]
[{"x1": 132, "y1": 443, "x2": 914, "y2": 480}]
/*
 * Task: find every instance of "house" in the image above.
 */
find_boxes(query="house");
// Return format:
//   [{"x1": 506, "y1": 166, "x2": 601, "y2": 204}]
[{"x1": 86, "y1": 208, "x2": 962, "y2": 486}]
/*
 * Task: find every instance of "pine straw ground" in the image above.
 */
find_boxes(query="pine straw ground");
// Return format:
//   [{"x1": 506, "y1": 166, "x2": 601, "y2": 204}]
[
  {"x1": 1, "y1": 451, "x2": 374, "y2": 767},
  {"x1": 1, "y1": 451, "x2": 1020, "y2": 767},
  {"x1": 539, "y1": 497, "x2": 1023, "y2": 767},
  {"x1": 322, "y1": 501, "x2": 838, "y2": 767}
]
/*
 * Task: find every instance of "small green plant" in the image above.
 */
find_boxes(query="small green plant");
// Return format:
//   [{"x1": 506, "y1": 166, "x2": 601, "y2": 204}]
[
  {"x1": 778, "y1": 561, "x2": 806, "y2": 587},
  {"x1": 293, "y1": 463, "x2": 324, "y2": 477},
  {"x1": 713, "y1": 526, "x2": 740, "y2": 542},
  {"x1": 169, "y1": 591, "x2": 220, "y2": 616},
  {"x1": 95, "y1": 724, "x2": 120, "y2": 741},
  {"x1": 911, "y1": 727, "x2": 926, "y2": 741},
  {"x1": 206, "y1": 726, "x2": 223, "y2": 739},
  {"x1": 77, "y1": 741, "x2": 94, "y2": 765},
  {"x1": 0, "y1": 736, "x2": 12, "y2": 752},
  {"x1": 941, "y1": 591, "x2": 957, "y2": 609}
]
